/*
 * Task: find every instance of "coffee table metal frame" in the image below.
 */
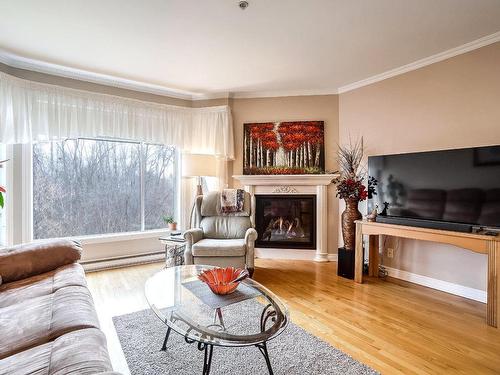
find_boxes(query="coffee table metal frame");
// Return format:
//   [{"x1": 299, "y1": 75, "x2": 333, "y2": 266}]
[{"x1": 146, "y1": 266, "x2": 288, "y2": 375}]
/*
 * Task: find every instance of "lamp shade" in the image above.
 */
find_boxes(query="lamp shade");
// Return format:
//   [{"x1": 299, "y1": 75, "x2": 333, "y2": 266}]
[{"x1": 182, "y1": 153, "x2": 216, "y2": 177}]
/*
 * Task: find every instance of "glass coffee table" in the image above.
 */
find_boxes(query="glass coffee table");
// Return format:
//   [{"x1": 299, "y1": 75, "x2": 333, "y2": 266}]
[{"x1": 145, "y1": 265, "x2": 289, "y2": 375}]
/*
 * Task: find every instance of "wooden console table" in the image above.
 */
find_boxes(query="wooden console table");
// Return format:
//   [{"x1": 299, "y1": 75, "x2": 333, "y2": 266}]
[{"x1": 354, "y1": 220, "x2": 500, "y2": 328}]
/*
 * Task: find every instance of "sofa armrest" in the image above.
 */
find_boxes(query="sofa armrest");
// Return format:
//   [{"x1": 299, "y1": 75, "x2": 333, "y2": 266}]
[
  {"x1": 0, "y1": 240, "x2": 82, "y2": 283},
  {"x1": 183, "y1": 228, "x2": 203, "y2": 245}
]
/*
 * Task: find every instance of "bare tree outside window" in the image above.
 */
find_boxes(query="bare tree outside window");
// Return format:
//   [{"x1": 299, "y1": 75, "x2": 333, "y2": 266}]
[{"x1": 33, "y1": 138, "x2": 176, "y2": 239}]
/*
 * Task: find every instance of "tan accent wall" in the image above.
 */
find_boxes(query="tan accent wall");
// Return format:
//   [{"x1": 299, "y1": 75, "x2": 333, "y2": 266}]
[
  {"x1": 339, "y1": 42, "x2": 500, "y2": 290},
  {"x1": 230, "y1": 95, "x2": 339, "y2": 256}
]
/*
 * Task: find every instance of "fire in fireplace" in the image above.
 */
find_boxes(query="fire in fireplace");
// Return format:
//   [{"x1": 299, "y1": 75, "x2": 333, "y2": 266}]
[{"x1": 255, "y1": 195, "x2": 316, "y2": 249}]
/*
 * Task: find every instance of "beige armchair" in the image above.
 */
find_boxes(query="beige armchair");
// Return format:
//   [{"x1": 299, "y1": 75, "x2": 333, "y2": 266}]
[{"x1": 183, "y1": 191, "x2": 257, "y2": 276}]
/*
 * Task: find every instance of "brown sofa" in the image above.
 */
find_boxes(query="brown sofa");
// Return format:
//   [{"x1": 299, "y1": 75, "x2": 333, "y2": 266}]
[{"x1": 0, "y1": 240, "x2": 116, "y2": 374}]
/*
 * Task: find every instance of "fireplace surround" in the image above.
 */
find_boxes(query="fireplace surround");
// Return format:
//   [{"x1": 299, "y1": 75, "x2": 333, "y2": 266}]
[{"x1": 233, "y1": 174, "x2": 337, "y2": 261}]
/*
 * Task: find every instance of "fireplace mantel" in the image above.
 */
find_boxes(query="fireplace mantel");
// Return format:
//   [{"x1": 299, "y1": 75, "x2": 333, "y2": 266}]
[
  {"x1": 233, "y1": 174, "x2": 337, "y2": 186},
  {"x1": 233, "y1": 174, "x2": 339, "y2": 262}
]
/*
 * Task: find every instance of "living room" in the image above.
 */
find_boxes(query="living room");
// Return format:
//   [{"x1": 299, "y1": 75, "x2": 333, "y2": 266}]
[{"x1": 0, "y1": 1, "x2": 499, "y2": 374}]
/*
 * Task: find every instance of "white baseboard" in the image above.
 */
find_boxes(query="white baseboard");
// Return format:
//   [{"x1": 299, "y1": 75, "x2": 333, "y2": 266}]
[
  {"x1": 255, "y1": 248, "x2": 337, "y2": 262},
  {"x1": 327, "y1": 253, "x2": 338, "y2": 262},
  {"x1": 82, "y1": 252, "x2": 164, "y2": 272},
  {"x1": 384, "y1": 266, "x2": 486, "y2": 303},
  {"x1": 83, "y1": 248, "x2": 338, "y2": 271}
]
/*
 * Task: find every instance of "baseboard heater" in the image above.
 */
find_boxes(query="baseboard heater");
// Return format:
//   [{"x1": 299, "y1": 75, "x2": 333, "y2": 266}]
[
  {"x1": 81, "y1": 251, "x2": 164, "y2": 272},
  {"x1": 376, "y1": 216, "x2": 473, "y2": 233}
]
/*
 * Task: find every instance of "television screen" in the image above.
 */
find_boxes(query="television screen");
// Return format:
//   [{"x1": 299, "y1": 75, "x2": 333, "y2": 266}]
[{"x1": 367, "y1": 145, "x2": 500, "y2": 229}]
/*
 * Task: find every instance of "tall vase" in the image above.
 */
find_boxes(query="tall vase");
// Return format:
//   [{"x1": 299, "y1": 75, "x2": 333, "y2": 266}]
[{"x1": 341, "y1": 198, "x2": 362, "y2": 251}]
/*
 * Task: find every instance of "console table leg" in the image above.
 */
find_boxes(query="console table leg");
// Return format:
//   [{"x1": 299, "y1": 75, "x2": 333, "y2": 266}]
[
  {"x1": 487, "y1": 240, "x2": 499, "y2": 328},
  {"x1": 354, "y1": 223, "x2": 364, "y2": 283},
  {"x1": 369, "y1": 235, "x2": 380, "y2": 277}
]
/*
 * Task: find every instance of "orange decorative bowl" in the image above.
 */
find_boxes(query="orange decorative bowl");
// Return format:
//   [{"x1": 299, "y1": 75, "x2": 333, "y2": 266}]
[{"x1": 198, "y1": 267, "x2": 249, "y2": 295}]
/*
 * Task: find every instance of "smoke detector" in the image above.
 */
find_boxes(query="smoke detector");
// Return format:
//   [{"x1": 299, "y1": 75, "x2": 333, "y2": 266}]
[{"x1": 238, "y1": 1, "x2": 249, "y2": 10}]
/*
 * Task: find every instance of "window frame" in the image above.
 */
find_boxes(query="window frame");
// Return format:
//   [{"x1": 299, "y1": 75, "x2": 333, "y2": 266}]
[{"x1": 25, "y1": 137, "x2": 180, "y2": 243}]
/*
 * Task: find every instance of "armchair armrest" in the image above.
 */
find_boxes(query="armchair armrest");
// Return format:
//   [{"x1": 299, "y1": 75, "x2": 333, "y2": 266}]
[
  {"x1": 183, "y1": 228, "x2": 203, "y2": 265},
  {"x1": 183, "y1": 228, "x2": 203, "y2": 245},
  {"x1": 245, "y1": 228, "x2": 258, "y2": 244},
  {"x1": 244, "y1": 228, "x2": 257, "y2": 275},
  {"x1": 0, "y1": 239, "x2": 82, "y2": 283}
]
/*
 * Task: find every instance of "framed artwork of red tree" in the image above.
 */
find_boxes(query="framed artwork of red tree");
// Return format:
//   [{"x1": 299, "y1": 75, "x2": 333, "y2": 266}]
[{"x1": 243, "y1": 121, "x2": 325, "y2": 175}]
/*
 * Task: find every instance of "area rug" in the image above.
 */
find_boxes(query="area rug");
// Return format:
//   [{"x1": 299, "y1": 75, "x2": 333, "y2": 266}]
[{"x1": 113, "y1": 301, "x2": 378, "y2": 375}]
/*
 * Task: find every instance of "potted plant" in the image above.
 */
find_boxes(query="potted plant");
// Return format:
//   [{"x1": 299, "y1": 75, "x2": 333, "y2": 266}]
[
  {"x1": 334, "y1": 138, "x2": 368, "y2": 278},
  {"x1": 162, "y1": 215, "x2": 177, "y2": 231}
]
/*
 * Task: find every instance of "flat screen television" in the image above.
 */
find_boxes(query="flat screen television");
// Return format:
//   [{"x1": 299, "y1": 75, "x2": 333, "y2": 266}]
[{"x1": 367, "y1": 145, "x2": 500, "y2": 233}]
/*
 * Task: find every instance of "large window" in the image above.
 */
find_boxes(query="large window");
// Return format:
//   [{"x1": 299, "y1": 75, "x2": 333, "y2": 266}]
[{"x1": 32, "y1": 138, "x2": 177, "y2": 239}]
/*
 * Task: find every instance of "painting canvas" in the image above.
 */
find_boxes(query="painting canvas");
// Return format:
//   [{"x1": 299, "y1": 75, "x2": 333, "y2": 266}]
[{"x1": 243, "y1": 121, "x2": 325, "y2": 175}]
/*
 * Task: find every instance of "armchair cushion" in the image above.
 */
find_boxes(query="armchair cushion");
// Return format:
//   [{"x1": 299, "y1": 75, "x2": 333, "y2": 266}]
[
  {"x1": 192, "y1": 239, "x2": 246, "y2": 257},
  {"x1": 200, "y1": 216, "x2": 252, "y2": 239},
  {"x1": 0, "y1": 240, "x2": 82, "y2": 284}
]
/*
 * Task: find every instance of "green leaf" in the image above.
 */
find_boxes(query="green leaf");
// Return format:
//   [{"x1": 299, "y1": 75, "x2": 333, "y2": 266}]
[{"x1": 0, "y1": 193, "x2": 4, "y2": 208}]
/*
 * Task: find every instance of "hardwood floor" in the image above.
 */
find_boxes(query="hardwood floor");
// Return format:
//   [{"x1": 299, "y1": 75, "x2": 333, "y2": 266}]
[{"x1": 86, "y1": 259, "x2": 500, "y2": 374}]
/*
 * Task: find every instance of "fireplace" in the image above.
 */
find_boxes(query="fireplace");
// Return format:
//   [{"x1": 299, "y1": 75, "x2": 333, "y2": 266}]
[{"x1": 255, "y1": 195, "x2": 316, "y2": 249}]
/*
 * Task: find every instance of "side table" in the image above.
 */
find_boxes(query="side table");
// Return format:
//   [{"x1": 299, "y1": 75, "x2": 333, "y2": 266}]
[{"x1": 159, "y1": 234, "x2": 186, "y2": 268}]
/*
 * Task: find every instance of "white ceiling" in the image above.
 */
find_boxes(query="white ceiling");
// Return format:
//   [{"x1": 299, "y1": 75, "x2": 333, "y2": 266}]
[{"x1": 1, "y1": 0, "x2": 500, "y2": 99}]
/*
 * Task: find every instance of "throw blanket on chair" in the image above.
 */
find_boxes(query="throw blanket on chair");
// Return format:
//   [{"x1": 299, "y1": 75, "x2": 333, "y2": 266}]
[{"x1": 221, "y1": 189, "x2": 245, "y2": 214}]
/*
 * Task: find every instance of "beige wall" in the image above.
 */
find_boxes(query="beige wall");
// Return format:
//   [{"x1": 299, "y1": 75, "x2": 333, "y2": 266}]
[
  {"x1": 230, "y1": 95, "x2": 340, "y2": 256},
  {"x1": 339, "y1": 42, "x2": 500, "y2": 290}
]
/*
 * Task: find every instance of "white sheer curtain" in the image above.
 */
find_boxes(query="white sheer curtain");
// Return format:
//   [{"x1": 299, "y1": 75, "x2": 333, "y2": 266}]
[
  {"x1": 0, "y1": 71, "x2": 234, "y2": 159},
  {"x1": 0, "y1": 71, "x2": 234, "y2": 231}
]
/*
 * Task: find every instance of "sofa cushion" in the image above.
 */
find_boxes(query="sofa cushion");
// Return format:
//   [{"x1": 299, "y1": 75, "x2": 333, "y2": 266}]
[
  {"x1": 0, "y1": 285, "x2": 100, "y2": 359},
  {"x1": 192, "y1": 238, "x2": 246, "y2": 257},
  {"x1": 0, "y1": 263, "x2": 87, "y2": 308},
  {"x1": 0, "y1": 328, "x2": 113, "y2": 375},
  {"x1": 200, "y1": 216, "x2": 252, "y2": 239},
  {"x1": 0, "y1": 240, "x2": 82, "y2": 283}
]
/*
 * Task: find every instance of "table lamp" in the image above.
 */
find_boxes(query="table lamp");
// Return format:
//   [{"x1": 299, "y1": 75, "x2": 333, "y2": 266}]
[{"x1": 182, "y1": 153, "x2": 216, "y2": 196}]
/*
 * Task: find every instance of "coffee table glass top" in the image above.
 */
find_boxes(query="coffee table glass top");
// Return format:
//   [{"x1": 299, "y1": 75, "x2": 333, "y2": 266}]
[{"x1": 145, "y1": 265, "x2": 288, "y2": 347}]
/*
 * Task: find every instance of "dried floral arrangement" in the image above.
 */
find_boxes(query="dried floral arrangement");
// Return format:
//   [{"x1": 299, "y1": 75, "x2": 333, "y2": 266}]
[{"x1": 334, "y1": 138, "x2": 368, "y2": 201}]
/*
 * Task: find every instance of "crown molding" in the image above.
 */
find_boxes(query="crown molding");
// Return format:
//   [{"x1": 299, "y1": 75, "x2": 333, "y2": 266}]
[
  {"x1": 230, "y1": 87, "x2": 339, "y2": 99},
  {"x1": 338, "y1": 31, "x2": 500, "y2": 94},
  {"x1": 0, "y1": 49, "x2": 207, "y2": 100}
]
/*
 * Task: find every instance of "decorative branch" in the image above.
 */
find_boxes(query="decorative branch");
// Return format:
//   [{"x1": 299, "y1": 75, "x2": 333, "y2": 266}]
[{"x1": 337, "y1": 137, "x2": 364, "y2": 179}]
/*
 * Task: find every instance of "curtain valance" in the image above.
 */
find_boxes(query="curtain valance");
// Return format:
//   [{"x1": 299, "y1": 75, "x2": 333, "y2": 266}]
[{"x1": 0, "y1": 72, "x2": 234, "y2": 159}]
